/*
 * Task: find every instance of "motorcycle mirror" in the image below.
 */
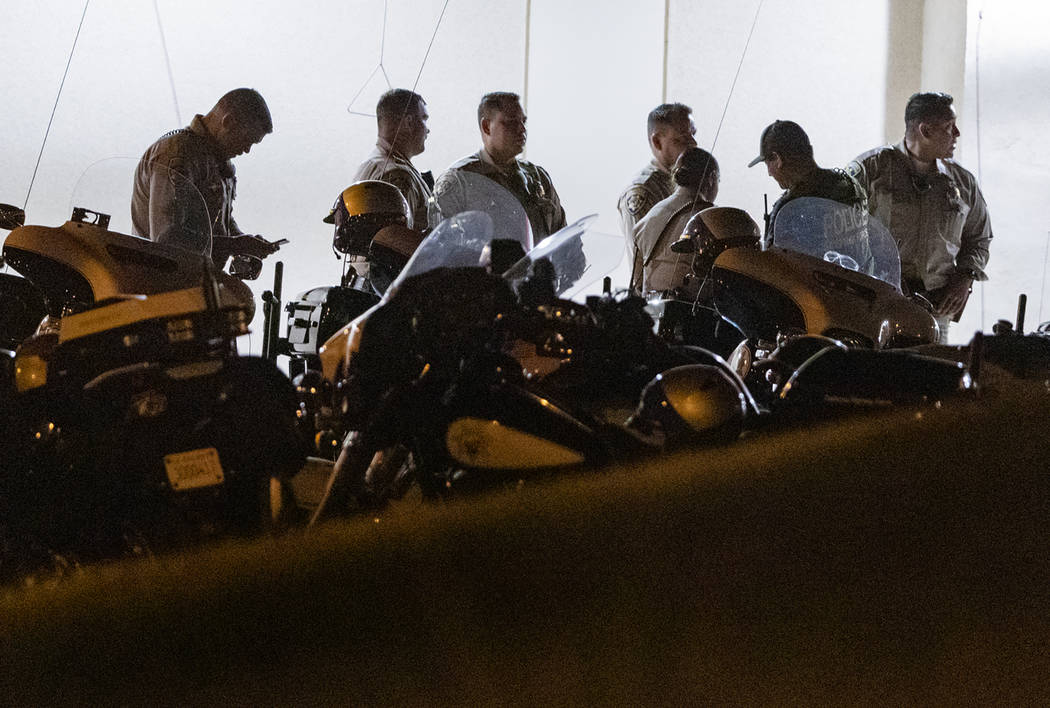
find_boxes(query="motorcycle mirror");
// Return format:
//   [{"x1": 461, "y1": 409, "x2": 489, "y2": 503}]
[{"x1": 0, "y1": 203, "x2": 26, "y2": 230}]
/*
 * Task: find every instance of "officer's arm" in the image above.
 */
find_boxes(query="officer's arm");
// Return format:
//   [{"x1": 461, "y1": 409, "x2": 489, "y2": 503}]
[
  {"x1": 619, "y1": 188, "x2": 655, "y2": 292},
  {"x1": 845, "y1": 157, "x2": 873, "y2": 206},
  {"x1": 956, "y1": 182, "x2": 993, "y2": 280},
  {"x1": 378, "y1": 169, "x2": 419, "y2": 230},
  {"x1": 539, "y1": 167, "x2": 567, "y2": 232}
]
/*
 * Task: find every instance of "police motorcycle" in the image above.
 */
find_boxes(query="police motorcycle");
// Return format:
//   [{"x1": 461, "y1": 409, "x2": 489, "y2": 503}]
[
  {"x1": 280, "y1": 181, "x2": 423, "y2": 380},
  {"x1": 307, "y1": 173, "x2": 758, "y2": 519},
  {"x1": 656, "y1": 196, "x2": 939, "y2": 369},
  {"x1": 909, "y1": 292, "x2": 1050, "y2": 391},
  {"x1": 0, "y1": 160, "x2": 306, "y2": 576}
]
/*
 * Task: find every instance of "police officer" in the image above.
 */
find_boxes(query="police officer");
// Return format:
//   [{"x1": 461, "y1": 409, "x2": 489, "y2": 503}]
[
  {"x1": 132, "y1": 88, "x2": 282, "y2": 319},
  {"x1": 848, "y1": 92, "x2": 992, "y2": 343},
  {"x1": 748, "y1": 120, "x2": 865, "y2": 241},
  {"x1": 618, "y1": 103, "x2": 697, "y2": 291},
  {"x1": 432, "y1": 91, "x2": 565, "y2": 245},
  {"x1": 353, "y1": 88, "x2": 434, "y2": 232},
  {"x1": 634, "y1": 147, "x2": 719, "y2": 296}
]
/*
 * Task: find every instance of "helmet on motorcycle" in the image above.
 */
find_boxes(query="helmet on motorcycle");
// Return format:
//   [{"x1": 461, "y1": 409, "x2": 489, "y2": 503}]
[
  {"x1": 628, "y1": 364, "x2": 748, "y2": 447},
  {"x1": 323, "y1": 180, "x2": 410, "y2": 256}
]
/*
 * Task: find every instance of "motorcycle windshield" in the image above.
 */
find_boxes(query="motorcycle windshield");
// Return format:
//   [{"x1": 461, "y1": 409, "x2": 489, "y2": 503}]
[
  {"x1": 503, "y1": 215, "x2": 624, "y2": 299},
  {"x1": 383, "y1": 171, "x2": 531, "y2": 298},
  {"x1": 772, "y1": 197, "x2": 902, "y2": 291},
  {"x1": 428, "y1": 169, "x2": 534, "y2": 249},
  {"x1": 72, "y1": 156, "x2": 212, "y2": 252},
  {"x1": 375, "y1": 172, "x2": 623, "y2": 304}
]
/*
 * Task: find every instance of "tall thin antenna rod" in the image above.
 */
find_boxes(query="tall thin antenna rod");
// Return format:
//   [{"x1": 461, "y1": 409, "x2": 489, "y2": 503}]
[
  {"x1": 24, "y1": 0, "x2": 91, "y2": 210},
  {"x1": 679, "y1": 0, "x2": 765, "y2": 284},
  {"x1": 523, "y1": 0, "x2": 532, "y2": 118},
  {"x1": 661, "y1": 0, "x2": 670, "y2": 103},
  {"x1": 380, "y1": 0, "x2": 450, "y2": 177},
  {"x1": 1040, "y1": 230, "x2": 1049, "y2": 324},
  {"x1": 709, "y1": 0, "x2": 764, "y2": 154},
  {"x1": 153, "y1": 0, "x2": 181, "y2": 125},
  {"x1": 974, "y1": 7, "x2": 986, "y2": 331},
  {"x1": 684, "y1": 0, "x2": 764, "y2": 222}
]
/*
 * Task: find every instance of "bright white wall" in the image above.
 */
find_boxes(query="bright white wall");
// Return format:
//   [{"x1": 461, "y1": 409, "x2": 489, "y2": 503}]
[
  {"x1": 956, "y1": 0, "x2": 1050, "y2": 336},
  {"x1": 3, "y1": 0, "x2": 1046, "y2": 346}
]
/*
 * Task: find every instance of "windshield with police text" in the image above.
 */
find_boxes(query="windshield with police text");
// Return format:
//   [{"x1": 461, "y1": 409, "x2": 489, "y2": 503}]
[{"x1": 772, "y1": 197, "x2": 901, "y2": 291}]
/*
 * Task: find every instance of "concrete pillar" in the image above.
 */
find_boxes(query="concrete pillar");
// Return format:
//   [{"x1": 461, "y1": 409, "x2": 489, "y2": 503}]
[{"x1": 883, "y1": 0, "x2": 967, "y2": 144}]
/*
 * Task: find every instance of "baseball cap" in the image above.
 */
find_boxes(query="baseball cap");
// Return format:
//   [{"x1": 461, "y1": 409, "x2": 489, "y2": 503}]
[{"x1": 747, "y1": 120, "x2": 811, "y2": 167}]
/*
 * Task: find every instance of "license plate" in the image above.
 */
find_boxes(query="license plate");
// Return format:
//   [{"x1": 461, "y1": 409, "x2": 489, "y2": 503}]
[{"x1": 164, "y1": 447, "x2": 224, "y2": 491}]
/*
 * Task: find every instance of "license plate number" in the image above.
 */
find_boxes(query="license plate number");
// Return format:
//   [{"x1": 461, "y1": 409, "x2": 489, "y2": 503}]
[{"x1": 164, "y1": 447, "x2": 224, "y2": 491}]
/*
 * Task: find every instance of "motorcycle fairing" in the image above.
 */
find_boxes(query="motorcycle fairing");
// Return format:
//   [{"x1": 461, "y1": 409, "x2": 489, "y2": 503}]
[
  {"x1": 440, "y1": 379, "x2": 607, "y2": 471},
  {"x1": 3, "y1": 221, "x2": 210, "y2": 315},
  {"x1": 58, "y1": 286, "x2": 206, "y2": 343},
  {"x1": 446, "y1": 417, "x2": 586, "y2": 469},
  {"x1": 712, "y1": 246, "x2": 937, "y2": 348}
]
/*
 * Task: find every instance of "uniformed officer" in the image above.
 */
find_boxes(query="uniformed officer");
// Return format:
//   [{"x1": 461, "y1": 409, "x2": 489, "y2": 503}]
[
  {"x1": 618, "y1": 103, "x2": 697, "y2": 291},
  {"x1": 131, "y1": 88, "x2": 282, "y2": 320},
  {"x1": 848, "y1": 92, "x2": 992, "y2": 343},
  {"x1": 634, "y1": 147, "x2": 719, "y2": 296},
  {"x1": 432, "y1": 91, "x2": 565, "y2": 245},
  {"x1": 353, "y1": 88, "x2": 434, "y2": 232},
  {"x1": 749, "y1": 119, "x2": 865, "y2": 242}
]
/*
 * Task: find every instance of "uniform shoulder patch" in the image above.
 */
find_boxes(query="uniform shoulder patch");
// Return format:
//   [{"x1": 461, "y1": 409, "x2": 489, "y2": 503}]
[{"x1": 625, "y1": 191, "x2": 652, "y2": 217}]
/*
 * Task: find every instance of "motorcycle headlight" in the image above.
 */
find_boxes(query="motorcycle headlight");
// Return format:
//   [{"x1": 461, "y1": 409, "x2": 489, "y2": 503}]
[
  {"x1": 629, "y1": 364, "x2": 747, "y2": 446},
  {"x1": 727, "y1": 338, "x2": 752, "y2": 378}
]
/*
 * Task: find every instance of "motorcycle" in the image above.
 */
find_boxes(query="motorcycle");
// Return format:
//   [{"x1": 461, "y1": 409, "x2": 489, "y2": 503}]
[
  {"x1": 0, "y1": 160, "x2": 306, "y2": 578},
  {"x1": 305, "y1": 175, "x2": 974, "y2": 521},
  {"x1": 650, "y1": 197, "x2": 940, "y2": 372},
  {"x1": 308, "y1": 207, "x2": 750, "y2": 519},
  {"x1": 278, "y1": 180, "x2": 424, "y2": 381}
]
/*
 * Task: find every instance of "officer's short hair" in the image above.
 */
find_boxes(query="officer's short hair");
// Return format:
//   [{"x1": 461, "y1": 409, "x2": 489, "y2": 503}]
[
  {"x1": 673, "y1": 147, "x2": 718, "y2": 189},
  {"x1": 648, "y1": 103, "x2": 692, "y2": 137},
  {"x1": 905, "y1": 92, "x2": 955, "y2": 128},
  {"x1": 377, "y1": 88, "x2": 425, "y2": 125},
  {"x1": 216, "y1": 88, "x2": 273, "y2": 133},
  {"x1": 478, "y1": 92, "x2": 521, "y2": 126}
]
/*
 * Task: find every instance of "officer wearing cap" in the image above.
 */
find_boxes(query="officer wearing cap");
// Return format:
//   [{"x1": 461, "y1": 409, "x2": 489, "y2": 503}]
[
  {"x1": 634, "y1": 146, "x2": 720, "y2": 296},
  {"x1": 847, "y1": 92, "x2": 992, "y2": 343},
  {"x1": 618, "y1": 103, "x2": 698, "y2": 291},
  {"x1": 432, "y1": 91, "x2": 565, "y2": 244},
  {"x1": 353, "y1": 88, "x2": 433, "y2": 232},
  {"x1": 748, "y1": 120, "x2": 865, "y2": 242}
]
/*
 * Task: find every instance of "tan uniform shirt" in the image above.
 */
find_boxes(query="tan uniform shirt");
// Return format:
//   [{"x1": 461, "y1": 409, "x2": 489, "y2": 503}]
[
  {"x1": 847, "y1": 141, "x2": 992, "y2": 291},
  {"x1": 353, "y1": 137, "x2": 433, "y2": 231},
  {"x1": 634, "y1": 186, "x2": 711, "y2": 295},
  {"x1": 132, "y1": 114, "x2": 240, "y2": 257},
  {"x1": 433, "y1": 149, "x2": 566, "y2": 244},
  {"x1": 618, "y1": 159, "x2": 673, "y2": 290}
]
